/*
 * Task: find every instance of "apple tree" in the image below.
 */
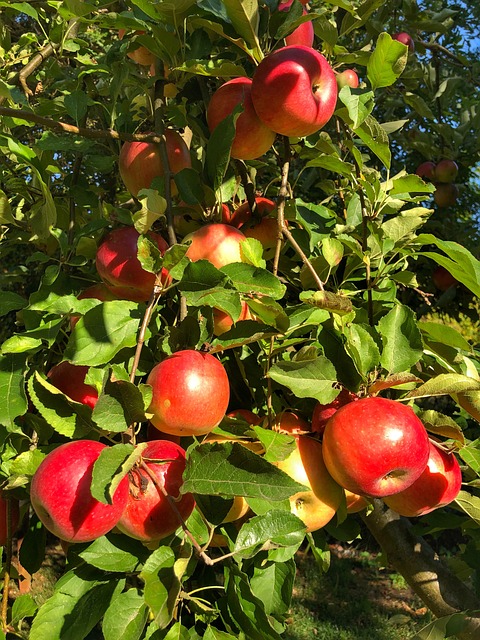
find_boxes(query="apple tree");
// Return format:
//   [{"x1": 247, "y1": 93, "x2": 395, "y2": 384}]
[{"x1": 0, "y1": 1, "x2": 480, "y2": 639}]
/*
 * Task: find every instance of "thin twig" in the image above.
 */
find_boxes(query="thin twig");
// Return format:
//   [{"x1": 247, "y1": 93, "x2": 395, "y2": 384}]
[
  {"x1": 1, "y1": 498, "x2": 14, "y2": 632},
  {"x1": 417, "y1": 40, "x2": 469, "y2": 66},
  {"x1": 234, "y1": 160, "x2": 257, "y2": 218}
]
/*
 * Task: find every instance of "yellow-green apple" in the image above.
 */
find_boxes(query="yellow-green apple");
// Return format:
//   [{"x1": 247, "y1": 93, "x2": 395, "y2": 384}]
[
  {"x1": 251, "y1": 45, "x2": 337, "y2": 137},
  {"x1": 415, "y1": 161, "x2": 436, "y2": 181},
  {"x1": 119, "y1": 129, "x2": 191, "y2": 198},
  {"x1": 30, "y1": 440, "x2": 130, "y2": 543},
  {"x1": 322, "y1": 397, "x2": 430, "y2": 497},
  {"x1": 185, "y1": 223, "x2": 246, "y2": 269},
  {"x1": 336, "y1": 69, "x2": 359, "y2": 89},
  {"x1": 95, "y1": 226, "x2": 169, "y2": 302},
  {"x1": 206, "y1": 77, "x2": 276, "y2": 160},
  {"x1": 383, "y1": 441, "x2": 462, "y2": 517},
  {"x1": 433, "y1": 183, "x2": 459, "y2": 207},
  {"x1": 47, "y1": 361, "x2": 98, "y2": 409},
  {"x1": 70, "y1": 283, "x2": 119, "y2": 329},
  {"x1": 118, "y1": 29, "x2": 156, "y2": 66},
  {"x1": 434, "y1": 159, "x2": 458, "y2": 183},
  {"x1": 0, "y1": 492, "x2": 20, "y2": 546},
  {"x1": 392, "y1": 32, "x2": 415, "y2": 53},
  {"x1": 147, "y1": 350, "x2": 230, "y2": 437},
  {"x1": 116, "y1": 440, "x2": 195, "y2": 542},
  {"x1": 278, "y1": 0, "x2": 314, "y2": 48},
  {"x1": 213, "y1": 301, "x2": 252, "y2": 336},
  {"x1": 311, "y1": 388, "x2": 358, "y2": 436},
  {"x1": 432, "y1": 265, "x2": 458, "y2": 291},
  {"x1": 276, "y1": 435, "x2": 343, "y2": 532}
]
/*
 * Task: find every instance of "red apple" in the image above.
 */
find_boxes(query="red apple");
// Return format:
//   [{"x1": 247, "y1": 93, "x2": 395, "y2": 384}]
[
  {"x1": 273, "y1": 410, "x2": 311, "y2": 435},
  {"x1": 185, "y1": 223, "x2": 246, "y2": 269},
  {"x1": 276, "y1": 435, "x2": 343, "y2": 532},
  {"x1": 207, "y1": 77, "x2": 276, "y2": 160},
  {"x1": 251, "y1": 45, "x2": 337, "y2": 138},
  {"x1": 119, "y1": 129, "x2": 191, "y2": 198},
  {"x1": 147, "y1": 350, "x2": 230, "y2": 437},
  {"x1": 322, "y1": 397, "x2": 430, "y2": 498},
  {"x1": 434, "y1": 159, "x2": 458, "y2": 183},
  {"x1": 432, "y1": 265, "x2": 458, "y2": 291},
  {"x1": 416, "y1": 161, "x2": 436, "y2": 181},
  {"x1": 278, "y1": 1, "x2": 314, "y2": 48},
  {"x1": 95, "y1": 226, "x2": 169, "y2": 302},
  {"x1": 226, "y1": 197, "x2": 276, "y2": 229},
  {"x1": 227, "y1": 409, "x2": 263, "y2": 425},
  {"x1": 244, "y1": 217, "x2": 281, "y2": 251},
  {"x1": 118, "y1": 29, "x2": 156, "y2": 66},
  {"x1": 345, "y1": 490, "x2": 368, "y2": 514},
  {"x1": 116, "y1": 440, "x2": 195, "y2": 542},
  {"x1": 30, "y1": 440, "x2": 130, "y2": 543},
  {"x1": 383, "y1": 441, "x2": 462, "y2": 517},
  {"x1": 213, "y1": 301, "x2": 252, "y2": 336},
  {"x1": 70, "y1": 283, "x2": 119, "y2": 329},
  {"x1": 311, "y1": 389, "x2": 359, "y2": 436},
  {"x1": 47, "y1": 361, "x2": 98, "y2": 409},
  {"x1": 0, "y1": 492, "x2": 20, "y2": 546},
  {"x1": 433, "y1": 183, "x2": 459, "y2": 207},
  {"x1": 336, "y1": 69, "x2": 359, "y2": 89},
  {"x1": 392, "y1": 32, "x2": 415, "y2": 53}
]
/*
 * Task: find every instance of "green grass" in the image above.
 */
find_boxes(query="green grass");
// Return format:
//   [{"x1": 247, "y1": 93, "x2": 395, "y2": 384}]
[{"x1": 284, "y1": 547, "x2": 428, "y2": 640}]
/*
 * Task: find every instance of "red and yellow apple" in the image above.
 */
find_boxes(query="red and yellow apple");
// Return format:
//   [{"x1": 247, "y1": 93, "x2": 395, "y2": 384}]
[
  {"x1": 336, "y1": 69, "x2": 359, "y2": 89},
  {"x1": 225, "y1": 197, "x2": 276, "y2": 230},
  {"x1": 185, "y1": 223, "x2": 246, "y2": 269},
  {"x1": 383, "y1": 441, "x2": 462, "y2": 517},
  {"x1": 47, "y1": 361, "x2": 98, "y2": 409},
  {"x1": 95, "y1": 226, "x2": 169, "y2": 302},
  {"x1": 311, "y1": 389, "x2": 358, "y2": 436},
  {"x1": 147, "y1": 350, "x2": 230, "y2": 437},
  {"x1": 213, "y1": 301, "x2": 252, "y2": 336},
  {"x1": 251, "y1": 45, "x2": 337, "y2": 138},
  {"x1": 434, "y1": 159, "x2": 458, "y2": 183},
  {"x1": 273, "y1": 410, "x2": 311, "y2": 435},
  {"x1": 30, "y1": 440, "x2": 130, "y2": 543},
  {"x1": 207, "y1": 77, "x2": 276, "y2": 160},
  {"x1": 416, "y1": 161, "x2": 436, "y2": 181},
  {"x1": 322, "y1": 397, "x2": 430, "y2": 498}
]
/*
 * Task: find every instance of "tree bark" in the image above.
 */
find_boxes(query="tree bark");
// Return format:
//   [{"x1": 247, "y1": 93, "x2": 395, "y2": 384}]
[{"x1": 361, "y1": 500, "x2": 480, "y2": 640}]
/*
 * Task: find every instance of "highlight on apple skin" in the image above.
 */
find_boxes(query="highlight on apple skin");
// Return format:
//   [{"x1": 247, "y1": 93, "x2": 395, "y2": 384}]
[
  {"x1": 251, "y1": 45, "x2": 338, "y2": 138},
  {"x1": 322, "y1": 396, "x2": 430, "y2": 498},
  {"x1": 207, "y1": 77, "x2": 276, "y2": 160},
  {"x1": 185, "y1": 223, "x2": 246, "y2": 269}
]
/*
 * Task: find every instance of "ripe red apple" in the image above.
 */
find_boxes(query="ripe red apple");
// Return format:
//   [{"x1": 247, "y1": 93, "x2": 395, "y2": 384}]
[
  {"x1": 0, "y1": 492, "x2": 20, "y2": 546},
  {"x1": 415, "y1": 161, "x2": 436, "y2": 181},
  {"x1": 30, "y1": 440, "x2": 130, "y2": 543},
  {"x1": 433, "y1": 183, "x2": 459, "y2": 207},
  {"x1": 206, "y1": 77, "x2": 276, "y2": 160},
  {"x1": 147, "y1": 350, "x2": 230, "y2": 437},
  {"x1": 225, "y1": 197, "x2": 276, "y2": 229},
  {"x1": 227, "y1": 409, "x2": 263, "y2": 425},
  {"x1": 273, "y1": 410, "x2": 311, "y2": 435},
  {"x1": 116, "y1": 440, "x2": 195, "y2": 542},
  {"x1": 47, "y1": 361, "x2": 98, "y2": 409},
  {"x1": 322, "y1": 397, "x2": 430, "y2": 498},
  {"x1": 95, "y1": 226, "x2": 169, "y2": 302},
  {"x1": 434, "y1": 159, "x2": 458, "y2": 183},
  {"x1": 278, "y1": 1, "x2": 314, "y2": 48},
  {"x1": 70, "y1": 283, "x2": 118, "y2": 329},
  {"x1": 118, "y1": 29, "x2": 156, "y2": 66},
  {"x1": 213, "y1": 301, "x2": 252, "y2": 336},
  {"x1": 311, "y1": 388, "x2": 359, "y2": 436},
  {"x1": 244, "y1": 217, "x2": 282, "y2": 251},
  {"x1": 276, "y1": 435, "x2": 343, "y2": 532},
  {"x1": 119, "y1": 129, "x2": 191, "y2": 198},
  {"x1": 336, "y1": 69, "x2": 359, "y2": 89},
  {"x1": 432, "y1": 265, "x2": 458, "y2": 291},
  {"x1": 251, "y1": 45, "x2": 338, "y2": 138},
  {"x1": 392, "y1": 32, "x2": 415, "y2": 53},
  {"x1": 383, "y1": 441, "x2": 462, "y2": 517},
  {"x1": 185, "y1": 223, "x2": 246, "y2": 269}
]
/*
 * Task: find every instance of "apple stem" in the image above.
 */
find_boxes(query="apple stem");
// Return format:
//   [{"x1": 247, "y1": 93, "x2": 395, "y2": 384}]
[
  {"x1": 0, "y1": 497, "x2": 14, "y2": 633},
  {"x1": 139, "y1": 460, "x2": 214, "y2": 566}
]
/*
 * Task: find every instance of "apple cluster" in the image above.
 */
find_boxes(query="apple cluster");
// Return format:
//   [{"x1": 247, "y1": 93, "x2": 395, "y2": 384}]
[{"x1": 416, "y1": 158, "x2": 459, "y2": 208}]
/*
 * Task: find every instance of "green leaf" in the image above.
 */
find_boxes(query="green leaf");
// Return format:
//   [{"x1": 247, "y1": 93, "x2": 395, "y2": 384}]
[
  {"x1": 206, "y1": 110, "x2": 239, "y2": 191},
  {"x1": 0, "y1": 189, "x2": 15, "y2": 224},
  {"x1": 268, "y1": 356, "x2": 338, "y2": 402},
  {"x1": 454, "y1": 490, "x2": 480, "y2": 526},
  {"x1": 11, "y1": 594, "x2": 38, "y2": 626},
  {"x1": 382, "y1": 215, "x2": 426, "y2": 244},
  {"x1": 0, "y1": 353, "x2": 27, "y2": 428},
  {"x1": 65, "y1": 301, "x2": 142, "y2": 366},
  {"x1": 458, "y1": 440, "x2": 480, "y2": 475},
  {"x1": 64, "y1": 89, "x2": 88, "y2": 122},
  {"x1": 1, "y1": 334, "x2": 42, "y2": 354},
  {"x1": 246, "y1": 296, "x2": 289, "y2": 332},
  {"x1": 344, "y1": 324, "x2": 381, "y2": 378},
  {"x1": 78, "y1": 534, "x2": 150, "y2": 573},
  {"x1": 418, "y1": 410, "x2": 465, "y2": 446},
  {"x1": 353, "y1": 114, "x2": 391, "y2": 168},
  {"x1": 27, "y1": 372, "x2": 93, "y2": 439},
  {"x1": 251, "y1": 426, "x2": 296, "y2": 463},
  {"x1": 91, "y1": 443, "x2": 144, "y2": 504},
  {"x1": 414, "y1": 613, "x2": 469, "y2": 640},
  {"x1": 102, "y1": 589, "x2": 149, "y2": 640},
  {"x1": 419, "y1": 321, "x2": 471, "y2": 353},
  {"x1": 183, "y1": 442, "x2": 308, "y2": 500},
  {"x1": 222, "y1": 262, "x2": 286, "y2": 300},
  {"x1": 0, "y1": 291, "x2": 27, "y2": 316},
  {"x1": 29, "y1": 564, "x2": 125, "y2": 640},
  {"x1": 204, "y1": 627, "x2": 238, "y2": 640},
  {"x1": 240, "y1": 237, "x2": 266, "y2": 268},
  {"x1": 92, "y1": 378, "x2": 150, "y2": 434},
  {"x1": 250, "y1": 558, "x2": 295, "y2": 616},
  {"x1": 233, "y1": 510, "x2": 306, "y2": 558},
  {"x1": 378, "y1": 305, "x2": 423, "y2": 374},
  {"x1": 222, "y1": 0, "x2": 262, "y2": 59},
  {"x1": 176, "y1": 58, "x2": 246, "y2": 77},
  {"x1": 337, "y1": 88, "x2": 375, "y2": 129},
  {"x1": 305, "y1": 154, "x2": 355, "y2": 177},
  {"x1": 367, "y1": 32, "x2": 408, "y2": 90},
  {"x1": 406, "y1": 374, "x2": 480, "y2": 399}
]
